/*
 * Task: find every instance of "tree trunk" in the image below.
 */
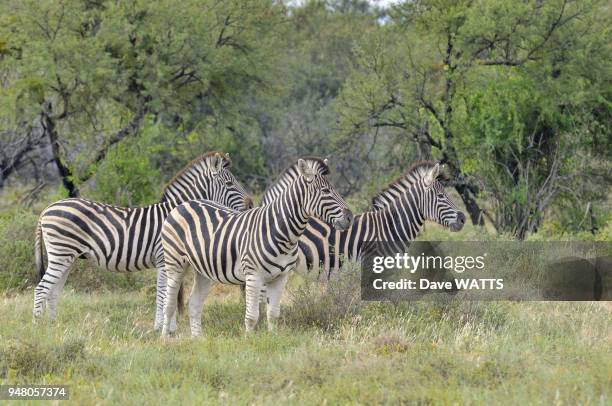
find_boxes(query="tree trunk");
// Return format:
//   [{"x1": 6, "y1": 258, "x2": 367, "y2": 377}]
[
  {"x1": 41, "y1": 101, "x2": 79, "y2": 197},
  {"x1": 439, "y1": 145, "x2": 485, "y2": 227},
  {"x1": 455, "y1": 182, "x2": 485, "y2": 226}
]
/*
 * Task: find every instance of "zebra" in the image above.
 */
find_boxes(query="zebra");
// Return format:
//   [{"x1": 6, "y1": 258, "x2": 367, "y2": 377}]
[
  {"x1": 259, "y1": 162, "x2": 302, "y2": 206},
  {"x1": 160, "y1": 157, "x2": 353, "y2": 336},
  {"x1": 33, "y1": 151, "x2": 253, "y2": 330},
  {"x1": 261, "y1": 160, "x2": 465, "y2": 277}
]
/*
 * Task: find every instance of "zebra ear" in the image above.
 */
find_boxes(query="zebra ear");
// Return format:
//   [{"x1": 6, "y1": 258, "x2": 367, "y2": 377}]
[
  {"x1": 223, "y1": 153, "x2": 232, "y2": 168},
  {"x1": 424, "y1": 163, "x2": 440, "y2": 187},
  {"x1": 297, "y1": 158, "x2": 314, "y2": 182},
  {"x1": 323, "y1": 158, "x2": 329, "y2": 166},
  {"x1": 211, "y1": 153, "x2": 224, "y2": 174}
]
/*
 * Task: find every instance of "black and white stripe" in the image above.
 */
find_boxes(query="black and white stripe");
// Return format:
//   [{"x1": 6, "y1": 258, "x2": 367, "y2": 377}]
[
  {"x1": 262, "y1": 161, "x2": 465, "y2": 277},
  {"x1": 160, "y1": 157, "x2": 353, "y2": 336},
  {"x1": 259, "y1": 163, "x2": 302, "y2": 206},
  {"x1": 33, "y1": 152, "x2": 252, "y2": 328}
]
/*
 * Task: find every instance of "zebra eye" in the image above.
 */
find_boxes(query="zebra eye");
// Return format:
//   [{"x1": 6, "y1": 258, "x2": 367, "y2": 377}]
[
  {"x1": 321, "y1": 188, "x2": 330, "y2": 194},
  {"x1": 437, "y1": 193, "x2": 445, "y2": 199},
  {"x1": 225, "y1": 180, "x2": 233, "y2": 186}
]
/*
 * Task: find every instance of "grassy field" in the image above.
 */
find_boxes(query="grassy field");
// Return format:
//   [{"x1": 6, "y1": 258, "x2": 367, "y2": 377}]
[{"x1": 1, "y1": 270, "x2": 610, "y2": 405}]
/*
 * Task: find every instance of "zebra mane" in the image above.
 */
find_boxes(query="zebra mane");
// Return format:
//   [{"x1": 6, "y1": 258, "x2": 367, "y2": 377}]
[
  {"x1": 162, "y1": 151, "x2": 231, "y2": 194},
  {"x1": 260, "y1": 157, "x2": 330, "y2": 206},
  {"x1": 371, "y1": 161, "x2": 447, "y2": 210}
]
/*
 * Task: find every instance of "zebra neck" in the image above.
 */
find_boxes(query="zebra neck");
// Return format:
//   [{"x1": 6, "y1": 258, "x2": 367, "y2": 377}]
[
  {"x1": 158, "y1": 194, "x2": 184, "y2": 211},
  {"x1": 157, "y1": 201, "x2": 176, "y2": 216},
  {"x1": 261, "y1": 167, "x2": 299, "y2": 206},
  {"x1": 267, "y1": 181, "x2": 310, "y2": 246},
  {"x1": 365, "y1": 192, "x2": 424, "y2": 242},
  {"x1": 160, "y1": 178, "x2": 209, "y2": 207},
  {"x1": 160, "y1": 191, "x2": 191, "y2": 207}
]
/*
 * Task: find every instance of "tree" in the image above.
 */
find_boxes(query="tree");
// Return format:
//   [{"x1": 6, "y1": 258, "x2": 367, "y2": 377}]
[
  {"x1": 0, "y1": 0, "x2": 282, "y2": 196},
  {"x1": 243, "y1": 0, "x2": 379, "y2": 190},
  {"x1": 334, "y1": 0, "x2": 610, "y2": 236}
]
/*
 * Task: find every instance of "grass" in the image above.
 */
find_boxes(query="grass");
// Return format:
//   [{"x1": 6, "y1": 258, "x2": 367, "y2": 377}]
[{"x1": 0, "y1": 271, "x2": 610, "y2": 405}]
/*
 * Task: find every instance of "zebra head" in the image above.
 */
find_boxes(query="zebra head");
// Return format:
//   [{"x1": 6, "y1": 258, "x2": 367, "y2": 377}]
[
  {"x1": 162, "y1": 152, "x2": 253, "y2": 210},
  {"x1": 207, "y1": 153, "x2": 254, "y2": 210},
  {"x1": 418, "y1": 163, "x2": 465, "y2": 232},
  {"x1": 297, "y1": 157, "x2": 353, "y2": 231}
]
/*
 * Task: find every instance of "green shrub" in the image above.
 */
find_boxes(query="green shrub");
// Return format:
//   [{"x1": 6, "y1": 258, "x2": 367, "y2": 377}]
[
  {"x1": 0, "y1": 209, "x2": 38, "y2": 292},
  {"x1": 529, "y1": 219, "x2": 612, "y2": 241},
  {"x1": 87, "y1": 135, "x2": 162, "y2": 207},
  {"x1": 0, "y1": 337, "x2": 86, "y2": 378}
]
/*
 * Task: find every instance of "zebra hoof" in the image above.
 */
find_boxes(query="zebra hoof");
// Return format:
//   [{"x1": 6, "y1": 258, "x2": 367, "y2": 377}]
[
  {"x1": 161, "y1": 326, "x2": 176, "y2": 337},
  {"x1": 32, "y1": 311, "x2": 44, "y2": 322},
  {"x1": 245, "y1": 318, "x2": 258, "y2": 332},
  {"x1": 267, "y1": 318, "x2": 280, "y2": 332}
]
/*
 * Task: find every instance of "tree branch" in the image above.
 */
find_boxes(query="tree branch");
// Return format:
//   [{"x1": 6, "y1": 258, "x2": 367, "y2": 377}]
[{"x1": 79, "y1": 108, "x2": 148, "y2": 183}]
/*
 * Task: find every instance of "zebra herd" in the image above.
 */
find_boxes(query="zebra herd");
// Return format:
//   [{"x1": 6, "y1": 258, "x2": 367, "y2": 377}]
[{"x1": 33, "y1": 152, "x2": 465, "y2": 336}]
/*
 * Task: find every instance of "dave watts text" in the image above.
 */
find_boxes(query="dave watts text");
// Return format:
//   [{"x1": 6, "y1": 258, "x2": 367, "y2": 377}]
[{"x1": 372, "y1": 278, "x2": 504, "y2": 290}]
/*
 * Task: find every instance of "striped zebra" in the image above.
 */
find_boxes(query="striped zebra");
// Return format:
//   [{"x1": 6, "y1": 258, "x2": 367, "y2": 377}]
[
  {"x1": 160, "y1": 157, "x2": 353, "y2": 336},
  {"x1": 259, "y1": 163, "x2": 301, "y2": 206},
  {"x1": 261, "y1": 160, "x2": 465, "y2": 276},
  {"x1": 33, "y1": 152, "x2": 253, "y2": 330}
]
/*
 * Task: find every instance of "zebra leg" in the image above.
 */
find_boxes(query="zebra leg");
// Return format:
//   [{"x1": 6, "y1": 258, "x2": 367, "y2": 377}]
[
  {"x1": 188, "y1": 272, "x2": 213, "y2": 337},
  {"x1": 156, "y1": 268, "x2": 179, "y2": 333},
  {"x1": 154, "y1": 268, "x2": 167, "y2": 331},
  {"x1": 46, "y1": 267, "x2": 71, "y2": 320},
  {"x1": 33, "y1": 254, "x2": 74, "y2": 319},
  {"x1": 265, "y1": 273, "x2": 288, "y2": 331},
  {"x1": 244, "y1": 271, "x2": 265, "y2": 333},
  {"x1": 161, "y1": 264, "x2": 185, "y2": 337}
]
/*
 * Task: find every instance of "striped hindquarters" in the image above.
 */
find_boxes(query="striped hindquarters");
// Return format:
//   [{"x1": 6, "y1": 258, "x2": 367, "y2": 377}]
[{"x1": 39, "y1": 198, "x2": 172, "y2": 272}]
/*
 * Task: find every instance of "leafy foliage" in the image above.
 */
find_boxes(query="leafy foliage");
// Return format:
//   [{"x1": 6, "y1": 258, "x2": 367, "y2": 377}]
[
  {"x1": 0, "y1": 0, "x2": 610, "y2": 237},
  {"x1": 88, "y1": 123, "x2": 162, "y2": 206},
  {"x1": 333, "y1": 0, "x2": 611, "y2": 237}
]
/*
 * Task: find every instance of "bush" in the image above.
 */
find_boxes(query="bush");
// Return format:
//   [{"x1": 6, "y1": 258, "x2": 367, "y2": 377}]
[
  {"x1": 283, "y1": 262, "x2": 362, "y2": 331},
  {"x1": 0, "y1": 337, "x2": 86, "y2": 378},
  {"x1": 87, "y1": 133, "x2": 162, "y2": 207},
  {"x1": 0, "y1": 209, "x2": 38, "y2": 292}
]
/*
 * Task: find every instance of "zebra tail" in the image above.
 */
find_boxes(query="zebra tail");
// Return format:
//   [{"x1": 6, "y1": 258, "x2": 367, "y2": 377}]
[
  {"x1": 177, "y1": 281, "x2": 185, "y2": 315},
  {"x1": 35, "y1": 219, "x2": 45, "y2": 282}
]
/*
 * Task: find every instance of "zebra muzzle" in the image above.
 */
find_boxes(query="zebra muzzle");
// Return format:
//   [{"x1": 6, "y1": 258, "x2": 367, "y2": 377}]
[
  {"x1": 449, "y1": 212, "x2": 465, "y2": 232},
  {"x1": 333, "y1": 209, "x2": 353, "y2": 231}
]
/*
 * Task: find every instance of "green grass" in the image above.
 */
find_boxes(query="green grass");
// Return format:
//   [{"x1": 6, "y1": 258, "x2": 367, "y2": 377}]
[{"x1": 1, "y1": 275, "x2": 610, "y2": 405}]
